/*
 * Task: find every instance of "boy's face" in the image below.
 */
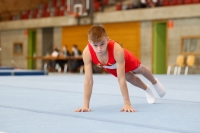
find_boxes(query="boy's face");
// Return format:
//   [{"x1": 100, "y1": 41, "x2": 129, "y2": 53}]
[{"x1": 89, "y1": 36, "x2": 109, "y2": 56}]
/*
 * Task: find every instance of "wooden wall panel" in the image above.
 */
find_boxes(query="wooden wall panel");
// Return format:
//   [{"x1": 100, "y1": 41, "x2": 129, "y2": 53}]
[
  {"x1": 62, "y1": 22, "x2": 141, "y2": 58},
  {"x1": 62, "y1": 25, "x2": 92, "y2": 53},
  {"x1": 103, "y1": 22, "x2": 141, "y2": 59}
]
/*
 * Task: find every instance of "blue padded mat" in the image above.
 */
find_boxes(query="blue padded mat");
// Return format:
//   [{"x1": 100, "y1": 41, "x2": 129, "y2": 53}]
[
  {"x1": 0, "y1": 74, "x2": 199, "y2": 133},
  {"x1": 0, "y1": 66, "x2": 14, "y2": 70},
  {"x1": 0, "y1": 69, "x2": 48, "y2": 76}
]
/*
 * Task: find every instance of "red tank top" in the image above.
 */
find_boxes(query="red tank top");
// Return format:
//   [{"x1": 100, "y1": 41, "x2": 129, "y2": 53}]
[{"x1": 88, "y1": 40, "x2": 140, "y2": 77}]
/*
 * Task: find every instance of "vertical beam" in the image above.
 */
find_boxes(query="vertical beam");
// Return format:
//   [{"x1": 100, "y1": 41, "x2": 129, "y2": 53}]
[
  {"x1": 77, "y1": 16, "x2": 81, "y2": 25},
  {"x1": 100, "y1": 0, "x2": 104, "y2": 12},
  {"x1": 89, "y1": 0, "x2": 94, "y2": 24}
]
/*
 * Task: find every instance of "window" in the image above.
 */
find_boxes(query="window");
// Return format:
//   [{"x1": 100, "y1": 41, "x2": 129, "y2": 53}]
[
  {"x1": 181, "y1": 36, "x2": 200, "y2": 55},
  {"x1": 13, "y1": 42, "x2": 23, "y2": 55}
]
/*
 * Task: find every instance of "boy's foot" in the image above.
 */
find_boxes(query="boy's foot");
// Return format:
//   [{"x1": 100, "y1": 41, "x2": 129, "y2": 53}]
[
  {"x1": 145, "y1": 86, "x2": 155, "y2": 104},
  {"x1": 153, "y1": 78, "x2": 166, "y2": 98}
]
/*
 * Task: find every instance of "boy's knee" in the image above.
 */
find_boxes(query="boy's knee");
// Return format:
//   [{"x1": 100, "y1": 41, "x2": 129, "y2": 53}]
[
  {"x1": 134, "y1": 65, "x2": 144, "y2": 74},
  {"x1": 125, "y1": 72, "x2": 138, "y2": 84},
  {"x1": 125, "y1": 72, "x2": 133, "y2": 81}
]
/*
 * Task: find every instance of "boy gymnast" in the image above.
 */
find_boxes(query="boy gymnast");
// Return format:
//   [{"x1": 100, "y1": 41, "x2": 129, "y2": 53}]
[{"x1": 74, "y1": 25, "x2": 166, "y2": 112}]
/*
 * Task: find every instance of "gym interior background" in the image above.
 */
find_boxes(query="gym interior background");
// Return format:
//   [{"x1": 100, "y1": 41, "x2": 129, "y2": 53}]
[{"x1": 0, "y1": 0, "x2": 200, "y2": 74}]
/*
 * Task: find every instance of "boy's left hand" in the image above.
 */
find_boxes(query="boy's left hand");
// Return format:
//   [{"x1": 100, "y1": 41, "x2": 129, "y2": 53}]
[{"x1": 120, "y1": 104, "x2": 136, "y2": 112}]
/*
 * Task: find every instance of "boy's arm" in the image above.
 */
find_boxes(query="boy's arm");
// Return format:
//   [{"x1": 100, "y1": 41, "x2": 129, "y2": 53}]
[
  {"x1": 74, "y1": 46, "x2": 93, "y2": 112},
  {"x1": 114, "y1": 43, "x2": 136, "y2": 112}
]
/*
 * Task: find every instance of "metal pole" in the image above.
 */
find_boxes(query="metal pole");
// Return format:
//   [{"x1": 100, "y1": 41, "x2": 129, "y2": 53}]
[
  {"x1": 89, "y1": 0, "x2": 94, "y2": 24},
  {"x1": 100, "y1": 0, "x2": 104, "y2": 12}
]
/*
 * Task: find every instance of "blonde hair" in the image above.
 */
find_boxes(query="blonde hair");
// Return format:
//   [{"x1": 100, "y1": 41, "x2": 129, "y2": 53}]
[{"x1": 88, "y1": 25, "x2": 107, "y2": 43}]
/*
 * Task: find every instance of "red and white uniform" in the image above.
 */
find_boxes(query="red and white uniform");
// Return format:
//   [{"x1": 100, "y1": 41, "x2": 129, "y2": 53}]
[{"x1": 88, "y1": 40, "x2": 141, "y2": 77}]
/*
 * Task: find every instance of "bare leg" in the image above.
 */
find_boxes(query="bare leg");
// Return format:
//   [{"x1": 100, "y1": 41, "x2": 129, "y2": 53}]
[
  {"x1": 133, "y1": 64, "x2": 157, "y2": 85},
  {"x1": 134, "y1": 64, "x2": 166, "y2": 97},
  {"x1": 125, "y1": 71, "x2": 147, "y2": 90},
  {"x1": 125, "y1": 71, "x2": 155, "y2": 104}
]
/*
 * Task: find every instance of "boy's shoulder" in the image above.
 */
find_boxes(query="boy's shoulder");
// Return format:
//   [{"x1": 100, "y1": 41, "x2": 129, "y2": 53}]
[
  {"x1": 83, "y1": 45, "x2": 89, "y2": 52},
  {"x1": 83, "y1": 46, "x2": 91, "y2": 58}
]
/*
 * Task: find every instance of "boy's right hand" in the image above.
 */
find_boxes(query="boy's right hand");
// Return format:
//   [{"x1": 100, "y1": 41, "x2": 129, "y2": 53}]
[
  {"x1": 74, "y1": 107, "x2": 91, "y2": 112},
  {"x1": 120, "y1": 104, "x2": 136, "y2": 112}
]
